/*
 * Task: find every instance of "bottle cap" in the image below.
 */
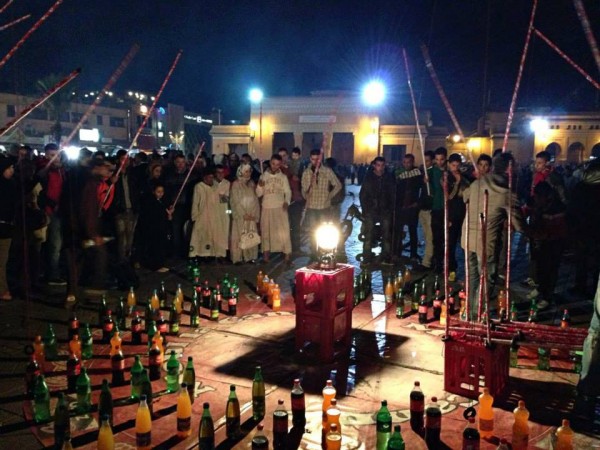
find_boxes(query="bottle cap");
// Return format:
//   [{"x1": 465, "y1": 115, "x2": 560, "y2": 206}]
[
  {"x1": 278, "y1": 399, "x2": 284, "y2": 404},
  {"x1": 203, "y1": 402, "x2": 210, "y2": 408},
  {"x1": 381, "y1": 400, "x2": 387, "y2": 406},
  {"x1": 394, "y1": 425, "x2": 401, "y2": 431},
  {"x1": 140, "y1": 394, "x2": 147, "y2": 401},
  {"x1": 230, "y1": 385, "x2": 236, "y2": 391},
  {"x1": 562, "y1": 419, "x2": 569, "y2": 426},
  {"x1": 431, "y1": 396, "x2": 438, "y2": 402},
  {"x1": 414, "y1": 381, "x2": 420, "y2": 386},
  {"x1": 257, "y1": 423, "x2": 264, "y2": 431},
  {"x1": 294, "y1": 378, "x2": 300, "y2": 383},
  {"x1": 330, "y1": 423, "x2": 338, "y2": 431}
]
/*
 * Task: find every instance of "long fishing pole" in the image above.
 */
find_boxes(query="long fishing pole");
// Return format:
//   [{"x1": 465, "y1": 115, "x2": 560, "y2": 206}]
[
  {"x1": 572, "y1": 0, "x2": 600, "y2": 76},
  {"x1": 501, "y1": 0, "x2": 538, "y2": 153},
  {"x1": 100, "y1": 50, "x2": 183, "y2": 212},
  {"x1": 0, "y1": 68, "x2": 81, "y2": 137},
  {"x1": 63, "y1": 43, "x2": 140, "y2": 146},
  {"x1": 533, "y1": 28, "x2": 600, "y2": 91},
  {"x1": 0, "y1": 0, "x2": 13, "y2": 15},
  {"x1": 464, "y1": 200, "x2": 470, "y2": 321},
  {"x1": 0, "y1": 14, "x2": 30, "y2": 32},
  {"x1": 0, "y1": 0, "x2": 64, "y2": 70},
  {"x1": 402, "y1": 48, "x2": 430, "y2": 196},
  {"x1": 505, "y1": 162, "x2": 513, "y2": 321}
]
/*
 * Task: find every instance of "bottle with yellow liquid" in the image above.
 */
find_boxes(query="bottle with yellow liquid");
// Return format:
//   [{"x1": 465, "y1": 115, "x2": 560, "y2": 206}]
[
  {"x1": 326, "y1": 398, "x2": 341, "y2": 434},
  {"x1": 394, "y1": 271, "x2": 404, "y2": 296},
  {"x1": 326, "y1": 422, "x2": 342, "y2": 450},
  {"x1": 127, "y1": 286, "x2": 137, "y2": 313},
  {"x1": 322, "y1": 379, "x2": 336, "y2": 413},
  {"x1": 175, "y1": 284, "x2": 184, "y2": 312},
  {"x1": 136, "y1": 394, "x2": 152, "y2": 450},
  {"x1": 176, "y1": 382, "x2": 192, "y2": 438},
  {"x1": 150, "y1": 289, "x2": 160, "y2": 312},
  {"x1": 97, "y1": 414, "x2": 114, "y2": 450},
  {"x1": 385, "y1": 278, "x2": 394, "y2": 304},
  {"x1": 440, "y1": 300, "x2": 447, "y2": 326},
  {"x1": 272, "y1": 284, "x2": 281, "y2": 311},
  {"x1": 69, "y1": 335, "x2": 81, "y2": 360},
  {"x1": 61, "y1": 437, "x2": 74, "y2": 450},
  {"x1": 403, "y1": 268, "x2": 412, "y2": 286},
  {"x1": 262, "y1": 274, "x2": 269, "y2": 297},
  {"x1": 555, "y1": 419, "x2": 573, "y2": 450},
  {"x1": 267, "y1": 278, "x2": 275, "y2": 306},
  {"x1": 256, "y1": 270, "x2": 264, "y2": 295},
  {"x1": 512, "y1": 400, "x2": 529, "y2": 450},
  {"x1": 478, "y1": 388, "x2": 494, "y2": 439}
]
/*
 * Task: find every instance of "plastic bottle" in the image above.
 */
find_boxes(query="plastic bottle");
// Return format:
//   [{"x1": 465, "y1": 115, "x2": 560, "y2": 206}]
[
  {"x1": 326, "y1": 422, "x2": 342, "y2": 449},
  {"x1": 462, "y1": 417, "x2": 480, "y2": 450},
  {"x1": 130, "y1": 312, "x2": 142, "y2": 345},
  {"x1": 252, "y1": 423, "x2": 269, "y2": 449},
  {"x1": 376, "y1": 399, "x2": 392, "y2": 450},
  {"x1": 537, "y1": 347, "x2": 550, "y2": 371},
  {"x1": 80, "y1": 323, "x2": 93, "y2": 359},
  {"x1": 25, "y1": 354, "x2": 41, "y2": 398},
  {"x1": 409, "y1": 381, "x2": 425, "y2": 434},
  {"x1": 127, "y1": 285, "x2": 136, "y2": 311},
  {"x1": 146, "y1": 320, "x2": 157, "y2": 347},
  {"x1": 66, "y1": 351, "x2": 81, "y2": 393},
  {"x1": 98, "y1": 295, "x2": 108, "y2": 327},
  {"x1": 226, "y1": 385, "x2": 241, "y2": 439},
  {"x1": 291, "y1": 378, "x2": 306, "y2": 427},
  {"x1": 159, "y1": 280, "x2": 168, "y2": 308},
  {"x1": 510, "y1": 342, "x2": 519, "y2": 368},
  {"x1": 116, "y1": 297, "x2": 126, "y2": 329},
  {"x1": 102, "y1": 310, "x2": 114, "y2": 344},
  {"x1": 396, "y1": 293, "x2": 405, "y2": 318},
  {"x1": 170, "y1": 303, "x2": 180, "y2": 336},
  {"x1": 267, "y1": 278, "x2": 275, "y2": 306},
  {"x1": 510, "y1": 302, "x2": 518, "y2": 321},
  {"x1": 433, "y1": 293, "x2": 442, "y2": 321},
  {"x1": 256, "y1": 270, "x2": 264, "y2": 295},
  {"x1": 109, "y1": 329, "x2": 122, "y2": 357},
  {"x1": 140, "y1": 369, "x2": 153, "y2": 417},
  {"x1": 190, "y1": 296, "x2": 200, "y2": 328},
  {"x1": 182, "y1": 356, "x2": 196, "y2": 403},
  {"x1": 166, "y1": 350, "x2": 180, "y2": 393},
  {"x1": 97, "y1": 414, "x2": 114, "y2": 450},
  {"x1": 228, "y1": 287, "x2": 237, "y2": 315},
  {"x1": 150, "y1": 289, "x2": 160, "y2": 311},
  {"x1": 425, "y1": 396, "x2": 442, "y2": 449},
  {"x1": 175, "y1": 283, "x2": 184, "y2": 313},
  {"x1": 156, "y1": 312, "x2": 168, "y2": 338},
  {"x1": 252, "y1": 365, "x2": 266, "y2": 421},
  {"x1": 202, "y1": 280, "x2": 211, "y2": 309},
  {"x1": 561, "y1": 309, "x2": 570, "y2": 329},
  {"x1": 111, "y1": 345, "x2": 126, "y2": 387},
  {"x1": 322, "y1": 379, "x2": 336, "y2": 413},
  {"x1": 135, "y1": 395, "x2": 152, "y2": 450},
  {"x1": 272, "y1": 283, "x2": 281, "y2": 311},
  {"x1": 62, "y1": 437, "x2": 74, "y2": 450},
  {"x1": 497, "y1": 289, "x2": 507, "y2": 319},
  {"x1": 273, "y1": 399, "x2": 289, "y2": 449},
  {"x1": 512, "y1": 400, "x2": 529, "y2": 450},
  {"x1": 411, "y1": 284, "x2": 419, "y2": 312},
  {"x1": 130, "y1": 355, "x2": 144, "y2": 399},
  {"x1": 68, "y1": 310, "x2": 80, "y2": 340},
  {"x1": 53, "y1": 392, "x2": 70, "y2": 449},
  {"x1": 76, "y1": 367, "x2": 92, "y2": 413},
  {"x1": 210, "y1": 290, "x2": 220, "y2": 321},
  {"x1": 496, "y1": 438, "x2": 510, "y2": 450},
  {"x1": 528, "y1": 299, "x2": 538, "y2": 323},
  {"x1": 440, "y1": 299, "x2": 447, "y2": 326},
  {"x1": 478, "y1": 387, "x2": 494, "y2": 439},
  {"x1": 555, "y1": 419, "x2": 574, "y2": 450},
  {"x1": 148, "y1": 339, "x2": 162, "y2": 381},
  {"x1": 198, "y1": 402, "x2": 215, "y2": 450},
  {"x1": 99, "y1": 379, "x2": 114, "y2": 427},
  {"x1": 33, "y1": 374, "x2": 50, "y2": 422},
  {"x1": 385, "y1": 278, "x2": 394, "y2": 304},
  {"x1": 388, "y1": 424, "x2": 406, "y2": 450},
  {"x1": 418, "y1": 294, "x2": 429, "y2": 324},
  {"x1": 33, "y1": 335, "x2": 45, "y2": 367},
  {"x1": 176, "y1": 383, "x2": 192, "y2": 438},
  {"x1": 326, "y1": 398, "x2": 341, "y2": 432}
]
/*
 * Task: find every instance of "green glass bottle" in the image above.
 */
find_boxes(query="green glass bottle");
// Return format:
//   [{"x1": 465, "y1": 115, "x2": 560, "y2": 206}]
[
  {"x1": 411, "y1": 284, "x2": 419, "y2": 312},
  {"x1": 98, "y1": 379, "x2": 114, "y2": 427},
  {"x1": 510, "y1": 302, "x2": 518, "y2": 322},
  {"x1": 33, "y1": 374, "x2": 50, "y2": 422},
  {"x1": 198, "y1": 402, "x2": 215, "y2": 450},
  {"x1": 116, "y1": 297, "x2": 127, "y2": 329},
  {"x1": 76, "y1": 367, "x2": 92, "y2": 413},
  {"x1": 376, "y1": 400, "x2": 392, "y2": 450},
  {"x1": 225, "y1": 385, "x2": 241, "y2": 439},
  {"x1": 190, "y1": 296, "x2": 200, "y2": 328},
  {"x1": 528, "y1": 299, "x2": 538, "y2": 323},
  {"x1": 182, "y1": 356, "x2": 196, "y2": 404},
  {"x1": 140, "y1": 368, "x2": 153, "y2": 416},
  {"x1": 252, "y1": 365, "x2": 266, "y2": 421},
  {"x1": 80, "y1": 323, "x2": 93, "y2": 360},
  {"x1": 147, "y1": 320, "x2": 157, "y2": 349},
  {"x1": 130, "y1": 355, "x2": 144, "y2": 399},
  {"x1": 169, "y1": 303, "x2": 180, "y2": 335},
  {"x1": 387, "y1": 424, "x2": 406, "y2": 449},
  {"x1": 166, "y1": 350, "x2": 180, "y2": 393},
  {"x1": 53, "y1": 392, "x2": 70, "y2": 448},
  {"x1": 231, "y1": 277, "x2": 239, "y2": 298},
  {"x1": 98, "y1": 295, "x2": 108, "y2": 327},
  {"x1": 43, "y1": 323, "x2": 58, "y2": 361},
  {"x1": 221, "y1": 273, "x2": 230, "y2": 299}
]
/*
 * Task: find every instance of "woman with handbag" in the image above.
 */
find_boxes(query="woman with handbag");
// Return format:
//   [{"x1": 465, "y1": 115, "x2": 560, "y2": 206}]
[{"x1": 230, "y1": 164, "x2": 260, "y2": 264}]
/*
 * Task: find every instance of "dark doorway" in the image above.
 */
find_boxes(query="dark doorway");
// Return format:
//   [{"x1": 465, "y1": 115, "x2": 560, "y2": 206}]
[
  {"x1": 544, "y1": 142, "x2": 562, "y2": 161},
  {"x1": 331, "y1": 133, "x2": 354, "y2": 165},
  {"x1": 382, "y1": 145, "x2": 406, "y2": 164},
  {"x1": 272, "y1": 132, "x2": 294, "y2": 153},
  {"x1": 567, "y1": 142, "x2": 584, "y2": 164},
  {"x1": 302, "y1": 132, "x2": 324, "y2": 155}
]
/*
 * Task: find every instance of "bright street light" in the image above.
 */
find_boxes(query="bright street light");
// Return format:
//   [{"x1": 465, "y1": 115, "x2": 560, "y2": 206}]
[
  {"x1": 362, "y1": 80, "x2": 386, "y2": 106},
  {"x1": 249, "y1": 88, "x2": 264, "y2": 104},
  {"x1": 529, "y1": 118, "x2": 549, "y2": 133}
]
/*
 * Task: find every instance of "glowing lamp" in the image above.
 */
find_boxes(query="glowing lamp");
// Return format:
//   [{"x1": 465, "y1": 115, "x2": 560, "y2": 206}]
[
  {"x1": 451, "y1": 134, "x2": 461, "y2": 143},
  {"x1": 362, "y1": 80, "x2": 386, "y2": 106},
  {"x1": 315, "y1": 222, "x2": 340, "y2": 270},
  {"x1": 530, "y1": 118, "x2": 549, "y2": 133},
  {"x1": 249, "y1": 88, "x2": 264, "y2": 104}
]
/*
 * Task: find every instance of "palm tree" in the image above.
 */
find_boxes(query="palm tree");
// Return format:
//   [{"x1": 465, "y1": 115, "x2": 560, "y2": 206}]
[{"x1": 36, "y1": 74, "x2": 73, "y2": 144}]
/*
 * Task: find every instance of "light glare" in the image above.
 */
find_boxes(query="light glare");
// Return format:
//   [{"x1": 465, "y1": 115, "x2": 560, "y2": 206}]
[
  {"x1": 315, "y1": 222, "x2": 340, "y2": 251},
  {"x1": 362, "y1": 80, "x2": 386, "y2": 106},
  {"x1": 249, "y1": 88, "x2": 264, "y2": 104},
  {"x1": 530, "y1": 118, "x2": 549, "y2": 133}
]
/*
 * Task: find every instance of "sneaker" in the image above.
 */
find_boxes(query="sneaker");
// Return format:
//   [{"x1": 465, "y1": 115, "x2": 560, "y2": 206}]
[
  {"x1": 526, "y1": 288, "x2": 539, "y2": 300},
  {"x1": 448, "y1": 271, "x2": 456, "y2": 282},
  {"x1": 520, "y1": 277, "x2": 538, "y2": 288},
  {"x1": 537, "y1": 299, "x2": 549, "y2": 310},
  {"x1": 47, "y1": 278, "x2": 67, "y2": 286}
]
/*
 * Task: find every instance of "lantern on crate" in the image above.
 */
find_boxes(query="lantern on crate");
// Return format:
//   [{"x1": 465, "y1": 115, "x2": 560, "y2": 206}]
[{"x1": 315, "y1": 222, "x2": 340, "y2": 270}]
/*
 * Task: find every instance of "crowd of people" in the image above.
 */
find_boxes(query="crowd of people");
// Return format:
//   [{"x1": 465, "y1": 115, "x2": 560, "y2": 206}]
[
  {"x1": 358, "y1": 147, "x2": 600, "y2": 313},
  {"x1": 0, "y1": 144, "x2": 346, "y2": 302}
]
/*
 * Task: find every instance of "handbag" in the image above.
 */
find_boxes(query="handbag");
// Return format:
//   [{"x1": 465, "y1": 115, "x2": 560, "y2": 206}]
[{"x1": 239, "y1": 224, "x2": 261, "y2": 250}]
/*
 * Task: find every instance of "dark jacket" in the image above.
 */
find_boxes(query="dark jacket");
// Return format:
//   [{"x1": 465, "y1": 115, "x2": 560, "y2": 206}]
[
  {"x1": 112, "y1": 168, "x2": 140, "y2": 214},
  {"x1": 0, "y1": 176, "x2": 16, "y2": 239},
  {"x1": 567, "y1": 159, "x2": 600, "y2": 238},
  {"x1": 359, "y1": 169, "x2": 395, "y2": 216},
  {"x1": 395, "y1": 167, "x2": 422, "y2": 209}
]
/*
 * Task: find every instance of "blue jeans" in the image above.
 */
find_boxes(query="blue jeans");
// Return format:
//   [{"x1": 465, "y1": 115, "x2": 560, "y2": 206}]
[
  {"x1": 578, "y1": 275, "x2": 600, "y2": 396},
  {"x1": 44, "y1": 212, "x2": 62, "y2": 279}
]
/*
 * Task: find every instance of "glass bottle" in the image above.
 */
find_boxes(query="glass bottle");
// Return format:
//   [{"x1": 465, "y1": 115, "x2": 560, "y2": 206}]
[
  {"x1": 252, "y1": 365, "x2": 266, "y2": 421},
  {"x1": 182, "y1": 356, "x2": 196, "y2": 403},
  {"x1": 198, "y1": 402, "x2": 215, "y2": 450},
  {"x1": 388, "y1": 424, "x2": 406, "y2": 450},
  {"x1": 98, "y1": 379, "x2": 114, "y2": 427},
  {"x1": 376, "y1": 399, "x2": 392, "y2": 450},
  {"x1": 53, "y1": 392, "x2": 70, "y2": 449},
  {"x1": 76, "y1": 367, "x2": 92, "y2": 413},
  {"x1": 43, "y1": 323, "x2": 58, "y2": 361},
  {"x1": 225, "y1": 385, "x2": 241, "y2": 439},
  {"x1": 135, "y1": 395, "x2": 152, "y2": 450}
]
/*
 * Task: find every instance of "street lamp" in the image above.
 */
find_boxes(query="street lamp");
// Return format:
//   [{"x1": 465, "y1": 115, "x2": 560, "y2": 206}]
[
  {"x1": 249, "y1": 88, "x2": 264, "y2": 157},
  {"x1": 362, "y1": 80, "x2": 386, "y2": 155}
]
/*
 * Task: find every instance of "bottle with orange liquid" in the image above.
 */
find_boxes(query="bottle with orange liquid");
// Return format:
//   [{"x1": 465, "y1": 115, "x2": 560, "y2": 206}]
[
  {"x1": 555, "y1": 419, "x2": 573, "y2": 450},
  {"x1": 69, "y1": 334, "x2": 82, "y2": 360},
  {"x1": 256, "y1": 270, "x2": 264, "y2": 295},
  {"x1": 326, "y1": 398, "x2": 341, "y2": 434},
  {"x1": 272, "y1": 284, "x2": 281, "y2": 311},
  {"x1": 97, "y1": 414, "x2": 114, "y2": 450},
  {"x1": 267, "y1": 278, "x2": 275, "y2": 306},
  {"x1": 33, "y1": 335, "x2": 45, "y2": 367},
  {"x1": 136, "y1": 394, "x2": 152, "y2": 450},
  {"x1": 326, "y1": 423, "x2": 342, "y2": 450},
  {"x1": 150, "y1": 289, "x2": 160, "y2": 312},
  {"x1": 322, "y1": 379, "x2": 336, "y2": 446},
  {"x1": 512, "y1": 400, "x2": 529, "y2": 450},
  {"x1": 385, "y1": 278, "x2": 394, "y2": 304},
  {"x1": 478, "y1": 387, "x2": 494, "y2": 439},
  {"x1": 127, "y1": 286, "x2": 137, "y2": 314},
  {"x1": 109, "y1": 329, "x2": 122, "y2": 357},
  {"x1": 176, "y1": 383, "x2": 192, "y2": 438}
]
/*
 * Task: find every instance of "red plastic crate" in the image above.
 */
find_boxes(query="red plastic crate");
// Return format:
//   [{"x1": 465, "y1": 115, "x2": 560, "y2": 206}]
[
  {"x1": 444, "y1": 336, "x2": 509, "y2": 399},
  {"x1": 294, "y1": 264, "x2": 354, "y2": 362}
]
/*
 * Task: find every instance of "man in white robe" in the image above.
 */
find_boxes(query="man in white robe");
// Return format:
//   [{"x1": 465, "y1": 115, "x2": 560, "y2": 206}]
[
  {"x1": 256, "y1": 154, "x2": 292, "y2": 264},
  {"x1": 214, "y1": 164, "x2": 231, "y2": 262}
]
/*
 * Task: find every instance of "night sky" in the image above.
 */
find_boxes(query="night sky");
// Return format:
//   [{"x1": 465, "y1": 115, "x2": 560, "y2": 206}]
[{"x1": 1, "y1": 0, "x2": 599, "y2": 129}]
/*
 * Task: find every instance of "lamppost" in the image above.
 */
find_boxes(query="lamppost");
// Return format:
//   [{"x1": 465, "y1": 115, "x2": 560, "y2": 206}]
[
  {"x1": 249, "y1": 88, "x2": 264, "y2": 157},
  {"x1": 362, "y1": 80, "x2": 386, "y2": 156},
  {"x1": 249, "y1": 120, "x2": 257, "y2": 156}
]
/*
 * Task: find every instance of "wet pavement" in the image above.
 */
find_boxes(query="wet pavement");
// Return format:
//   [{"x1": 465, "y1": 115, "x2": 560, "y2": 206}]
[{"x1": 0, "y1": 183, "x2": 598, "y2": 448}]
